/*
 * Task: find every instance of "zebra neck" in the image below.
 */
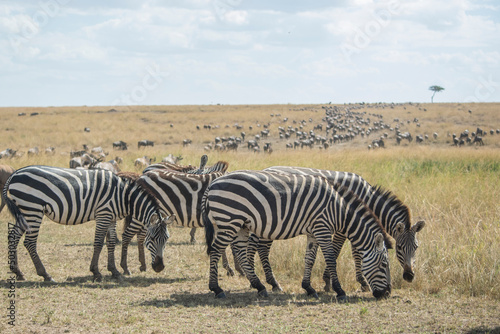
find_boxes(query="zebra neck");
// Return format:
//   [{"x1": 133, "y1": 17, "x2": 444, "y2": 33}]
[{"x1": 366, "y1": 193, "x2": 407, "y2": 238}]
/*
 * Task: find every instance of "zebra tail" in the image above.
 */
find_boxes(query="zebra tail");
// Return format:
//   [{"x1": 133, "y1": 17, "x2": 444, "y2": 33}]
[
  {"x1": 202, "y1": 193, "x2": 214, "y2": 256},
  {"x1": 2, "y1": 182, "x2": 30, "y2": 234}
]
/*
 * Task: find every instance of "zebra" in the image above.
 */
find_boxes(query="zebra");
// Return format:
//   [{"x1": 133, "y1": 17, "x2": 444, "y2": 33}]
[
  {"x1": 263, "y1": 166, "x2": 425, "y2": 292},
  {"x1": 203, "y1": 170, "x2": 392, "y2": 301},
  {"x1": 3, "y1": 165, "x2": 171, "y2": 282},
  {"x1": 119, "y1": 161, "x2": 233, "y2": 275},
  {"x1": 142, "y1": 154, "x2": 211, "y2": 244}
]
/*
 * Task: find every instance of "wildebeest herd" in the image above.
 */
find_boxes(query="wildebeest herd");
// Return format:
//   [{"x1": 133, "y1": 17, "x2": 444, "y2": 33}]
[{"x1": 2, "y1": 103, "x2": 499, "y2": 161}]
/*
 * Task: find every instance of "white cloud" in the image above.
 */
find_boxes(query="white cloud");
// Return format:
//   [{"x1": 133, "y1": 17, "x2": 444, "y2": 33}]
[
  {"x1": 0, "y1": 0, "x2": 499, "y2": 106},
  {"x1": 223, "y1": 10, "x2": 248, "y2": 25}
]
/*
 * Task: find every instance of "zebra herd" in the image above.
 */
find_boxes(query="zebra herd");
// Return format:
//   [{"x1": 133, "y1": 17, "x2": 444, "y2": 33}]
[{"x1": 2, "y1": 156, "x2": 425, "y2": 302}]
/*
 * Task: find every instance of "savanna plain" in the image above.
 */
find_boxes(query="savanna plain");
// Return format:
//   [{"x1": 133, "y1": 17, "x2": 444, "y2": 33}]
[{"x1": 0, "y1": 102, "x2": 499, "y2": 333}]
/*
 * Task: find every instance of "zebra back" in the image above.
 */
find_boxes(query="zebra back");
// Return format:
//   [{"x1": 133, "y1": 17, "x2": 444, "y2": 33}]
[
  {"x1": 138, "y1": 168, "x2": 227, "y2": 228},
  {"x1": 264, "y1": 166, "x2": 410, "y2": 236}
]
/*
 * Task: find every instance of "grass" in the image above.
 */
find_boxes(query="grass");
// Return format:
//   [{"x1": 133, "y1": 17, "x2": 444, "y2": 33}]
[{"x1": 1, "y1": 102, "x2": 500, "y2": 333}]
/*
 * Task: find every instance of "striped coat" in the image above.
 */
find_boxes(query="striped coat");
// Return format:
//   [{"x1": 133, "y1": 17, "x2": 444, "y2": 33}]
[
  {"x1": 203, "y1": 170, "x2": 392, "y2": 300},
  {"x1": 120, "y1": 161, "x2": 232, "y2": 275},
  {"x1": 264, "y1": 166, "x2": 425, "y2": 291},
  {"x1": 3, "y1": 165, "x2": 168, "y2": 282}
]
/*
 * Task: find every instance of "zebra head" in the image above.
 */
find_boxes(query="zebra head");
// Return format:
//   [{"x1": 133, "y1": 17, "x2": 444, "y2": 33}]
[
  {"x1": 394, "y1": 220, "x2": 426, "y2": 282},
  {"x1": 361, "y1": 233, "x2": 392, "y2": 299},
  {"x1": 145, "y1": 214, "x2": 175, "y2": 273}
]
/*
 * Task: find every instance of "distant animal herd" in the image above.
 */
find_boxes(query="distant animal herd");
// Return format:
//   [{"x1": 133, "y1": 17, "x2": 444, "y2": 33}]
[{"x1": 2, "y1": 103, "x2": 499, "y2": 164}]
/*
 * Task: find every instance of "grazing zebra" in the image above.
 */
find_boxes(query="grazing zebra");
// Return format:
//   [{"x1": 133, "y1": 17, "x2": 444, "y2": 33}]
[
  {"x1": 264, "y1": 166, "x2": 425, "y2": 291},
  {"x1": 142, "y1": 155, "x2": 212, "y2": 244},
  {"x1": 3, "y1": 165, "x2": 171, "y2": 282},
  {"x1": 203, "y1": 171, "x2": 392, "y2": 301},
  {"x1": 120, "y1": 161, "x2": 233, "y2": 275}
]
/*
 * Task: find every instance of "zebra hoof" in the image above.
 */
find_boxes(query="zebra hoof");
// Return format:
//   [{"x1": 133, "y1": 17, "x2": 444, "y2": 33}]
[
  {"x1": 123, "y1": 269, "x2": 131, "y2": 276},
  {"x1": 112, "y1": 273, "x2": 123, "y2": 282},
  {"x1": 258, "y1": 289, "x2": 269, "y2": 298},
  {"x1": 336, "y1": 295, "x2": 348, "y2": 303},
  {"x1": 323, "y1": 285, "x2": 331, "y2": 292},
  {"x1": 139, "y1": 266, "x2": 147, "y2": 272},
  {"x1": 272, "y1": 285, "x2": 283, "y2": 293},
  {"x1": 16, "y1": 275, "x2": 26, "y2": 281},
  {"x1": 215, "y1": 291, "x2": 226, "y2": 299},
  {"x1": 44, "y1": 277, "x2": 56, "y2": 283},
  {"x1": 93, "y1": 275, "x2": 103, "y2": 283},
  {"x1": 311, "y1": 292, "x2": 319, "y2": 299}
]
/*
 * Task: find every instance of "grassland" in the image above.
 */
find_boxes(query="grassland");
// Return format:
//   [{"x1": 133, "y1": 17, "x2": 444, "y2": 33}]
[{"x1": 0, "y1": 102, "x2": 499, "y2": 333}]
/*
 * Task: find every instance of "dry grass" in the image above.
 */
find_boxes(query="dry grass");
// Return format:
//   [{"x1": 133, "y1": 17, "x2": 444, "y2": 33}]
[{"x1": 1, "y1": 102, "x2": 500, "y2": 333}]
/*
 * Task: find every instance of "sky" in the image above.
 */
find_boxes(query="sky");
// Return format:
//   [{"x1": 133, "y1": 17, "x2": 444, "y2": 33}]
[{"x1": 0, "y1": 0, "x2": 499, "y2": 107}]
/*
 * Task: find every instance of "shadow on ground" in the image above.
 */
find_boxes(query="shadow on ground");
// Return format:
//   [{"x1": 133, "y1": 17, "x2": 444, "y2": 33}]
[{"x1": 137, "y1": 289, "x2": 386, "y2": 308}]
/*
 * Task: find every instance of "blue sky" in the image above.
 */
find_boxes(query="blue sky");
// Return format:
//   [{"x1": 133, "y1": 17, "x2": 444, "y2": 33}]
[{"x1": 1, "y1": 0, "x2": 499, "y2": 107}]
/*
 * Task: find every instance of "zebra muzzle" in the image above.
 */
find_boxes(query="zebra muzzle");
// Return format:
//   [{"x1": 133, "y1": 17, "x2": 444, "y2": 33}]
[
  {"x1": 152, "y1": 257, "x2": 165, "y2": 273},
  {"x1": 403, "y1": 270, "x2": 414, "y2": 282}
]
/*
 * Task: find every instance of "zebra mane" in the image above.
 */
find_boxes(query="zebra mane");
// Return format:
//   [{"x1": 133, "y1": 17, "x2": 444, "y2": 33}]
[
  {"x1": 371, "y1": 185, "x2": 411, "y2": 230},
  {"x1": 122, "y1": 172, "x2": 164, "y2": 217},
  {"x1": 334, "y1": 184, "x2": 393, "y2": 249},
  {"x1": 143, "y1": 162, "x2": 195, "y2": 174},
  {"x1": 117, "y1": 171, "x2": 141, "y2": 183},
  {"x1": 205, "y1": 161, "x2": 229, "y2": 174}
]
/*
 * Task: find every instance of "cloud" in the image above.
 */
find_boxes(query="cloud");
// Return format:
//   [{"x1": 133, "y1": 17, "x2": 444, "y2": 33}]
[{"x1": 0, "y1": 0, "x2": 499, "y2": 106}]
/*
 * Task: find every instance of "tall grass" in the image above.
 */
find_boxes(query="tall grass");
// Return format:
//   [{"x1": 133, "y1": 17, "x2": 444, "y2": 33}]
[{"x1": 1, "y1": 103, "x2": 499, "y2": 300}]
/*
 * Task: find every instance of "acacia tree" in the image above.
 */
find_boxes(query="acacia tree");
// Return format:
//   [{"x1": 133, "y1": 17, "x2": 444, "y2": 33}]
[{"x1": 429, "y1": 85, "x2": 444, "y2": 103}]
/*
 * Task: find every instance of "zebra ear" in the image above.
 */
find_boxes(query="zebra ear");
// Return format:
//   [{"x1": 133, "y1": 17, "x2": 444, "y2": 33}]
[
  {"x1": 375, "y1": 233, "x2": 385, "y2": 252},
  {"x1": 164, "y1": 214, "x2": 175, "y2": 225},
  {"x1": 150, "y1": 213, "x2": 159, "y2": 225},
  {"x1": 395, "y1": 222, "x2": 405, "y2": 237},
  {"x1": 412, "y1": 220, "x2": 425, "y2": 233}
]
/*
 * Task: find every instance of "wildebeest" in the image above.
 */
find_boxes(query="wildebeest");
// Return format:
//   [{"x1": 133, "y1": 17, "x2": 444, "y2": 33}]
[
  {"x1": 69, "y1": 153, "x2": 97, "y2": 169},
  {"x1": 113, "y1": 141, "x2": 128, "y2": 150},
  {"x1": 91, "y1": 159, "x2": 122, "y2": 174},
  {"x1": 45, "y1": 147, "x2": 56, "y2": 155},
  {"x1": 138, "y1": 140, "x2": 154, "y2": 149},
  {"x1": 0, "y1": 164, "x2": 16, "y2": 213},
  {"x1": 27, "y1": 147, "x2": 39, "y2": 156},
  {"x1": 134, "y1": 156, "x2": 155, "y2": 169},
  {"x1": 0, "y1": 148, "x2": 17, "y2": 159},
  {"x1": 162, "y1": 154, "x2": 182, "y2": 164}
]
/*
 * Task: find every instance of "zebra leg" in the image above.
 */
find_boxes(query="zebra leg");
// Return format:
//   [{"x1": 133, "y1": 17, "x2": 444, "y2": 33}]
[
  {"x1": 230, "y1": 242, "x2": 245, "y2": 276},
  {"x1": 314, "y1": 228, "x2": 347, "y2": 302},
  {"x1": 221, "y1": 249, "x2": 235, "y2": 276},
  {"x1": 301, "y1": 235, "x2": 319, "y2": 298},
  {"x1": 120, "y1": 216, "x2": 141, "y2": 275},
  {"x1": 254, "y1": 236, "x2": 283, "y2": 292},
  {"x1": 323, "y1": 233, "x2": 347, "y2": 292},
  {"x1": 232, "y1": 229, "x2": 268, "y2": 297},
  {"x1": 90, "y1": 220, "x2": 110, "y2": 282},
  {"x1": 352, "y1": 246, "x2": 370, "y2": 292},
  {"x1": 7, "y1": 224, "x2": 26, "y2": 281},
  {"x1": 137, "y1": 228, "x2": 147, "y2": 272},
  {"x1": 189, "y1": 227, "x2": 197, "y2": 244},
  {"x1": 23, "y1": 222, "x2": 54, "y2": 282},
  {"x1": 105, "y1": 221, "x2": 122, "y2": 281}
]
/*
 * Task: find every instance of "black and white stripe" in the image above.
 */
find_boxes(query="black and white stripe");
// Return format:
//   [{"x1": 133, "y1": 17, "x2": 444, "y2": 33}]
[
  {"x1": 3, "y1": 165, "x2": 169, "y2": 282},
  {"x1": 120, "y1": 161, "x2": 233, "y2": 275},
  {"x1": 264, "y1": 166, "x2": 425, "y2": 291},
  {"x1": 203, "y1": 170, "x2": 392, "y2": 300}
]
